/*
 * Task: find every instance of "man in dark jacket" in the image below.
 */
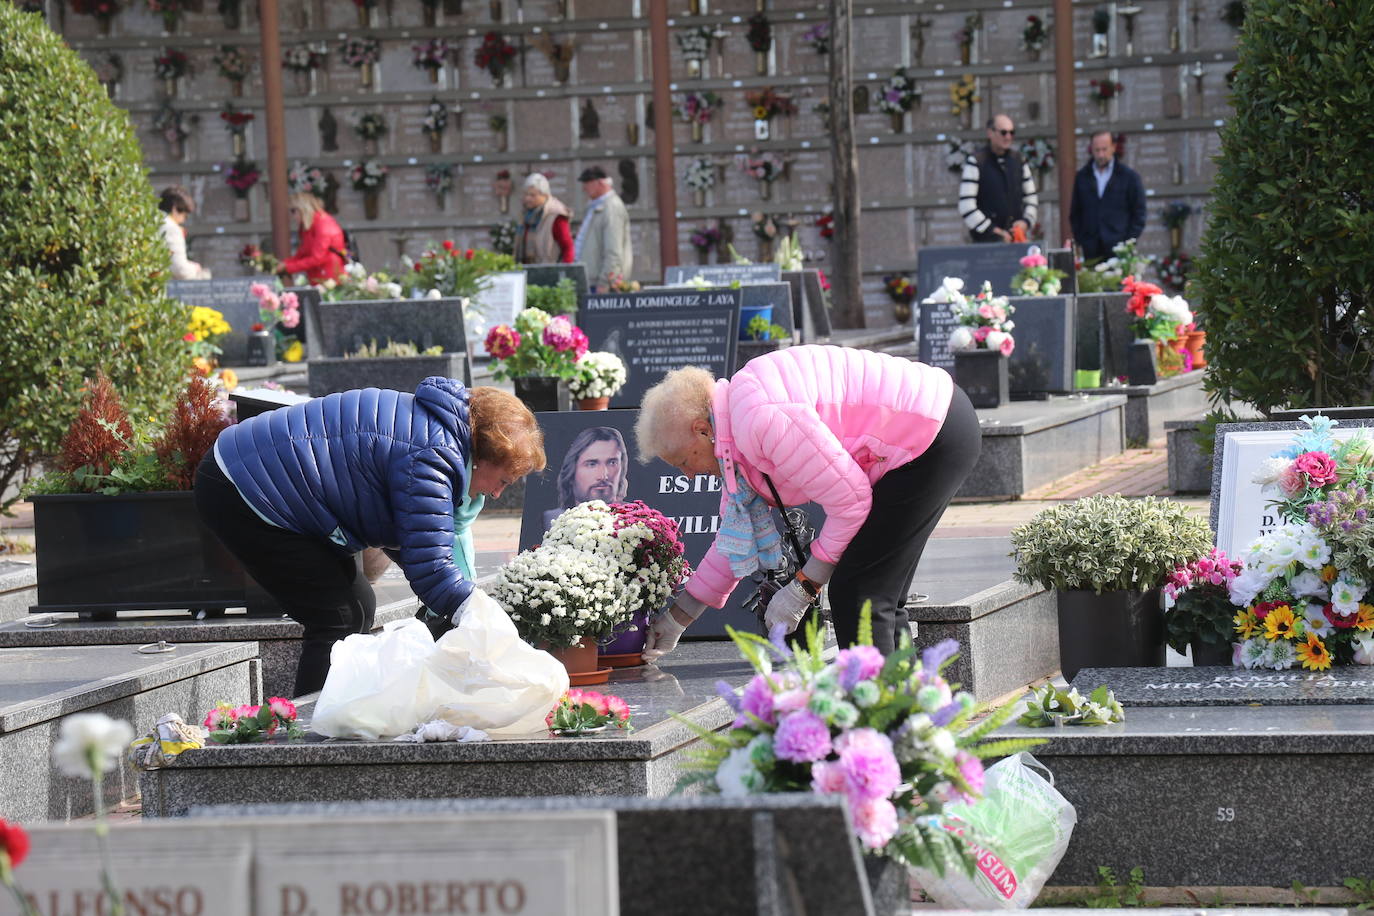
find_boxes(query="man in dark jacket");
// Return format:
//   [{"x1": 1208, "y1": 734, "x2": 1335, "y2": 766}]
[
  {"x1": 195, "y1": 378, "x2": 545, "y2": 695},
  {"x1": 1069, "y1": 130, "x2": 1147, "y2": 260},
  {"x1": 958, "y1": 113, "x2": 1039, "y2": 243}
]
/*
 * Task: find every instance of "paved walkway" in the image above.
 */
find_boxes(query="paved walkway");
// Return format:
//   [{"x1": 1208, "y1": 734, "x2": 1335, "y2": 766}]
[{"x1": 0, "y1": 446, "x2": 1204, "y2": 559}]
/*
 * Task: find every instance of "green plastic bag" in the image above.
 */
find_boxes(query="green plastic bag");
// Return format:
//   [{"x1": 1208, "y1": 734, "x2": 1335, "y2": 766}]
[{"x1": 913, "y1": 753, "x2": 1077, "y2": 909}]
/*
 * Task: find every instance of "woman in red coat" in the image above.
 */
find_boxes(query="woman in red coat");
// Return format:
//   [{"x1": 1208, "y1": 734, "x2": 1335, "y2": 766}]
[{"x1": 281, "y1": 192, "x2": 347, "y2": 283}]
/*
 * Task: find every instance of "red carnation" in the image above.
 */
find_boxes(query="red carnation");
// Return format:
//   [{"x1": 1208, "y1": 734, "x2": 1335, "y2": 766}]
[
  {"x1": 1324, "y1": 603, "x2": 1359, "y2": 629},
  {"x1": 0, "y1": 818, "x2": 30, "y2": 868},
  {"x1": 465, "y1": 249, "x2": 475, "y2": 260},
  {"x1": 442, "y1": 240, "x2": 455, "y2": 251}
]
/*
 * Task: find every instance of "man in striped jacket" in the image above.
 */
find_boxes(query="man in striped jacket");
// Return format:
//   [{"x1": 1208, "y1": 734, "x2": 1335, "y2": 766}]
[{"x1": 957, "y1": 113, "x2": 1039, "y2": 243}]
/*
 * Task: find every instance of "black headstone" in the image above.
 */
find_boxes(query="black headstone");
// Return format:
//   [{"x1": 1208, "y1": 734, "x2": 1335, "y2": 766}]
[
  {"x1": 783, "y1": 269, "x2": 833, "y2": 342},
  {"x1": 229, "y1": 388, "x2": 311, "y2": 421},
  {"x1": 915, "y1": 242, "x2": 1036, "y2": 301},
  {"x1": 523, "y1": 263, "x2": 589, "y2": 311},
  {"x1": 663, "y1": 263, "x2": 781, "y2": 285},
  {"x1": 304, "y1": 297, "x2": 471, "y2": 394},
  {"x1": 1075, "y1": 296, "x2": 1105, "y2": 372},
  {"x1": 1005, "y1": 295, "x2": 1076, "y2": 394},
  {"x1": 580, "y1": 303, "x2": 740, "y2": 409},
  {"x1": 1097, "y1": 292, "x2": 1135, "y2": 381},
  {"x1": 168, "y1": 276, "x2": 276, "y2": 367},
  {"x1": 919, "y1": 295, "x2": 1075, "y2": 393},
  {"x1": 1048, "y1": 248, "x2": 1078, "y2": 295},
  {"x1": 1072, "y1": 666, "x2": 1374, "y2": 707}
]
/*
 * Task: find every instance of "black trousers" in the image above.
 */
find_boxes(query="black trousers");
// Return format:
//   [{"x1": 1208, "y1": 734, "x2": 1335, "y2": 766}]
[
  {"x1": 194, "y1": 458, "x2": 376, "y2": 696},
  {"x1": 828, "y1": 386, "x2": 982, "y2": 655}
]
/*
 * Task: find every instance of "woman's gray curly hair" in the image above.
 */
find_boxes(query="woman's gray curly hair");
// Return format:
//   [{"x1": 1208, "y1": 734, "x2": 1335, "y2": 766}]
[{"x1": 634, "y1": 366, "x2": 716, "y2": 464}]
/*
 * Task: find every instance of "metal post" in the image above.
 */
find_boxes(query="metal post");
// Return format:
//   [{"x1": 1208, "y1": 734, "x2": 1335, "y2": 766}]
[
  {"x1": 648, "y1": 0, "x2": 679, "y2": 269},
  {"x1": 258, "y1": 0, "x2": 291, "y2": 259},
  {"x1": 1054, "y1": 0, "x2": 1077, "y2": 246}
]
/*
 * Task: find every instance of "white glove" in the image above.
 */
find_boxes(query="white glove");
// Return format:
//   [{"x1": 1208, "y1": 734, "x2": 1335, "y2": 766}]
[
  {"x1": 764, "y1": 579, "x2": 814, "y2": 633},
  {"x1": 450, "y1": 588, "x2": 480, "y2": 625},
  {"x1": 642, "y1": 611, "x2": 687, "y2": 662}
]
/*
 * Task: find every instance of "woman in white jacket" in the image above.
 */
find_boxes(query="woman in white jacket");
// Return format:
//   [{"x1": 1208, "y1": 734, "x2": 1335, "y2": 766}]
[{"x1": 157, "y1": 186, "x2": 211, "y2": 280}]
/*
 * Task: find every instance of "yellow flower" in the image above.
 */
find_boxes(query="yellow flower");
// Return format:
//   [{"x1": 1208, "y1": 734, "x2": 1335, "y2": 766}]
[
  {"x1": 1262, "y1": 604, "x2": 1297, "y2": 641},
  {"x1": 1321, "y1": 565, "x2": 1338, "y2": 583},
  {"x1": 217, "y1": 368, "x2": 239, "y2": 390},
  {"x1": 1297, "y1": 633, "x2": 1332, "y2": 671},
  {"x1": 1233, "y1": 609, "x2": 1259, "y2": 639},
  {"x1": 1357, "y1": 603, "x2": 1374, "y2": 631},
  {"x1": 283, "y1": 340, "x2": 304, "y2": 363},
  {"x1": 752, "y1": 106, "x2": 770, "y2": 120}
]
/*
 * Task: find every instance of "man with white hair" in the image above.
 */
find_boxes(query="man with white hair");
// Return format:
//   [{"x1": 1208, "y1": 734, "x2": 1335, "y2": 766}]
[
  {"x1": 573, "y1": 165, "x2": 633, "y2": 293},
  {"x1": 514, "y1": 172, "x2": 574, "y2": 264}
]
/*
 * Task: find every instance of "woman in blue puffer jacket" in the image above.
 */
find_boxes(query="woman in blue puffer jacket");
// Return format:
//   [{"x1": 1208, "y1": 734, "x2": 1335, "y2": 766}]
[{"x1": 195, "y1": 377, "x2": 546, "y2": 696}]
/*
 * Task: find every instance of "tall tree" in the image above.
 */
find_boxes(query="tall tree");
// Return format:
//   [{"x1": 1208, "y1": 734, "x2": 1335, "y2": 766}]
[
  {"x1": 828, "y1": 0, "x2": 865, "y2": 328},
  {"x1": 1194, "y1": 0, "x2": 1374, "y2": 413}
]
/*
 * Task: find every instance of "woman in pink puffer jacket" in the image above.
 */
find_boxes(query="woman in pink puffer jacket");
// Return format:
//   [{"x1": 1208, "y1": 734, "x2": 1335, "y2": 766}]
[{"x1": 634, "y1": 344, "x2": 981, "y2": 657}]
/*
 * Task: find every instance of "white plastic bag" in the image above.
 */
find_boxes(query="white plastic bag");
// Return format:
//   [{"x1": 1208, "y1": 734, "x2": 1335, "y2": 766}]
[
  {"x1": 311, "y1": 592, "x2": 569, "y2": 740},
  {"x1": 912, "y1": 753, "x2": 1077, "y2": 909}
]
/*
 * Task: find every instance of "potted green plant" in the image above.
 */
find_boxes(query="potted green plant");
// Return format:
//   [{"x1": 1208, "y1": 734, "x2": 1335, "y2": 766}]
[
  {"x1": 485, "y1": 307, "x2": 586, "y2": 412},
  {"x1": 1163, "y1": 549, "x2": 1243, "y2": 666},
  {"x1": 1010, "y1": 495, "x2": 1212, "y2": 679}
]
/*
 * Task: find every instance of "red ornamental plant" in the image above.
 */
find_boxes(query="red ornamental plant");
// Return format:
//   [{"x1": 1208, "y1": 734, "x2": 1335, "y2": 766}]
[
  {"x1": 56, "y1": 373, "x2": 133, "y2": 478},
  {"x1": 1089, "y1": 78, "x2": 1124, "y2": 102},
  {"x1": 0, "y1": 817, "x2": 32, "y2": 914},
  {"x1": 475, "y1": 31, "x2": 518, "y2": 83},
  {"x1": 815, "y1": 213, "x2": 835, "y2": 239},
  {"x1": 746, "y1": 13, "x2": 771, "y2": 52},
  {"x1": 70, "y1": 0, "x2": 120, "y2": 20},
  {"x1": 154, "y1": 375, "x2": 230, "y2": 490},
  {"x1": 220, "y1": 107, "x2": 255, "y2": 134},
  {"x1": 225, "y1": 160, "x2": 260, "y2": 197},
  {"x1": 152, "y1": 48, "x2": 189, "y2": 80},
  {"x1": 884, "y1": 275, "x2": 917, "y2": 306}
]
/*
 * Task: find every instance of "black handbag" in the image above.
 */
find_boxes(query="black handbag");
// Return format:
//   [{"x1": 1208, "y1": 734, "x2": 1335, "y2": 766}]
[{"x1": 742, "y1": 474, "x2": 822, "y2": 634}]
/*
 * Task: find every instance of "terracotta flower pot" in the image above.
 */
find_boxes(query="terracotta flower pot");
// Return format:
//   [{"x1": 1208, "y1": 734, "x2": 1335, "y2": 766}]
[
  {"x1": 544, "y1": 639, "x2": 610, "y2": 686},
  {"x1": 360, "y1": 62, "x2": 375, "y2": 89},
  {"x1": 428, "y1": 66, "x2": 440, "y2": 84},
  {"x1": 755, "y1": 50, "x2": 768, "y2": 75},
  {"x1": 429, "y1": 133, "x2": 442, "y2": 154},
  {"x1": 577, "y1": 397, "x2": 609, "y2": 411},
  {"x1": 1169, "y1": 225, "x2": 1183, "y2": 252},
  {"x1": 691, "y1": 120, "x2": 703, "y2": 143},
  {"x1": 1184, "y1": 330, "x2": 1207, "y2": 368}
]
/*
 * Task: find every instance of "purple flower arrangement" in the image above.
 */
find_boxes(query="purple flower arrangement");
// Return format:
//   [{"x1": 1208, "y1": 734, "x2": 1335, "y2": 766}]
[{"x1": 681, "y1": 611, "x2": 1040, "y2": 870}]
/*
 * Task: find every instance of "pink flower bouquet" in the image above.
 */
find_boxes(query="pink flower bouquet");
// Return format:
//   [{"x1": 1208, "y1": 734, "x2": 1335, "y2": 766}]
[
  {"x1": 678, "y1": 610, "x2": 1040, "y2": 871},
  {"x1": 203, "y1": 697, "x2": 304, "y2": 744},
  {"x1": 546, "y1": 689, "x2": 633, "y2": 735}
]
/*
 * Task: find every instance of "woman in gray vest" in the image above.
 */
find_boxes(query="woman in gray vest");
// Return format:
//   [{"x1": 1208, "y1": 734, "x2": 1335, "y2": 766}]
[{"x1": 514, "y1": 173, "x2": 574, "y2": 264}]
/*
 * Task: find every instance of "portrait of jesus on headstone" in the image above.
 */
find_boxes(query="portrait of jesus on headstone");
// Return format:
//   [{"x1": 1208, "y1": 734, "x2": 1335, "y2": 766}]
[{"x1": 541, "y1": 426, "x2": 630, "y2": 534}]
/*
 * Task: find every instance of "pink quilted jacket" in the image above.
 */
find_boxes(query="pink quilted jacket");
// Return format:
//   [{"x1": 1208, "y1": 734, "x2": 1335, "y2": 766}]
[{"x1": 684, "y1": 345, "x2": 955, "y2": 609}]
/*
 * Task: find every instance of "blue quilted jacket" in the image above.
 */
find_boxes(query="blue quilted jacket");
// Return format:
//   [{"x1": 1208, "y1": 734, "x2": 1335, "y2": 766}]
[{"x1": 214, "y1": 377, "x2": 474, "y2": 616}]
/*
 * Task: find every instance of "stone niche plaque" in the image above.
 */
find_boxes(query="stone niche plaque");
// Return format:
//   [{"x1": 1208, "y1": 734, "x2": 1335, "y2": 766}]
[{"x1": 1072, "y1": 666, "x2": 1374, "y2": 707}]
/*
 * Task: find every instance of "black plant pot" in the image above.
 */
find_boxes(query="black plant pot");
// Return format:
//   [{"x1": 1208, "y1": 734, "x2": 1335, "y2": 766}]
[
  {"x1": 247, "y1": 332, "x2": 276, "y2": 368},
  {"x1": 29, "y1": 491, "x2": 277, "y2": 619},
  {"x1": 1126, "y1": 339, "x2": 1159, "y2": 386},
  {"x1": 513, "y1": 375, "x2": 571, "y2": 413},
  {"x1": 1056, "y1": 588, "x2": 1165, "y2": 681},
  {"x1": 1190, "y1": 636, "x2": 1235, "y2": 667},
  {"x1": 953, "y1": 349, "x2": 1009, "y2": 409}
]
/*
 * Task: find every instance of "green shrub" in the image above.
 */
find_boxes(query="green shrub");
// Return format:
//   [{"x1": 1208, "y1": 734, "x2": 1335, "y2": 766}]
[
  {"x1": 1010, "y1": 495, "x2": 1213, "y2": 594},
  {"x1": 1192, "y1": 0, "x2": 1374, "y2": 414},
  {"x1": 0, "y1": 6, "x2": 189, "y2": 509},
  {"x1": 524, "y1": 277, "x2": 578, "y2": 316}
]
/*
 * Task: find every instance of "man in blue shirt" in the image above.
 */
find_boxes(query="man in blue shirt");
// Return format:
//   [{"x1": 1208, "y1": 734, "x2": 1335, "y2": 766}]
[{"x1": 1069, "y1": 130, "x2": 1147, "y2": 260}]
